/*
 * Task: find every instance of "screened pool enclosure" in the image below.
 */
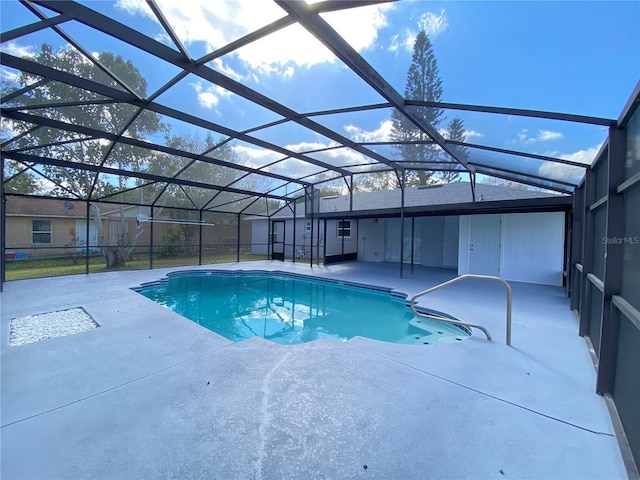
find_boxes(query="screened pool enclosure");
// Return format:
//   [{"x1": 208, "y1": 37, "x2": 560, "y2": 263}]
[{"x1": 1, "y1": 2, "x2": 639, "y2": 473}]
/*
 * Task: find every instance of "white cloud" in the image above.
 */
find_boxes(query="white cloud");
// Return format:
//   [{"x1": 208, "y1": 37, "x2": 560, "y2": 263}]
[
  {"x1": 558, "y1": 145, "x2": 601, "y2": 165},
  {"x1": 344, "y1": 120, "x2": 393, "y2": 142},
  {"x1": 537, "y1": 130, "x2": 564, "y2": 142},
  {"x1": 3, "y1": 41, "x2": 36, "y2": 58},
  {"x1": 465, "y1": 130, "x2": 484, "y2": 139},
  {"x1": 418, "y1": 9, "x2": 449, "y2": 37},
  {"x1": 515, "y1": 128, "x2": 564, "y2": 144},
  {"x1": 117, "y1": 0, "x2": 392, "y2": 76},
  {"x1": 538, "y1": 144, "x2": 601, "y2": 183},
  {"x1": 231, "y1": 139, "x2": 370, "y2": 178},
  {"x1": 191, "y1": 81, "x2": 231, "y2": 109},
  {"x1": 389, "y1": 9, "x2": 448, "y2": 54},
  {"x1": 0, "y1": 67, "x2": 20, "y2": 84}
]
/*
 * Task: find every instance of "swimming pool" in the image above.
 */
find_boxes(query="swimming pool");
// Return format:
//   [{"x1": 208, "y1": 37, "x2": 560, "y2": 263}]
[{"x1": 134, "y1": 270, "x2": 471, "y2": 345}]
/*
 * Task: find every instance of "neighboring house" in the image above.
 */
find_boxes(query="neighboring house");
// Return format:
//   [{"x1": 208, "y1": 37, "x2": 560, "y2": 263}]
[
  {"x1": 246, "y1": 182, "x2": 573, "y2": 286},
  {"x1": 4, "y1": 196, "x2": 149, "y2": 258}
]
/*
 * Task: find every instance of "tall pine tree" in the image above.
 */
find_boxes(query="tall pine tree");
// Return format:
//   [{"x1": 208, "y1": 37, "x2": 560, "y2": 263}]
[
  {"x1": 391, "y1": 30, "x2": 444, "y2": 186},
  {"x1": 440, "y1": 117, "x2": 467, "y2": 183}
]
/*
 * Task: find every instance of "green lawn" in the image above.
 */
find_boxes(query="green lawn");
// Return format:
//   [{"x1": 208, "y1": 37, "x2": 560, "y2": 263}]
[{"x1": 4, "y1": 253, "x2": 269, "y2": 281}]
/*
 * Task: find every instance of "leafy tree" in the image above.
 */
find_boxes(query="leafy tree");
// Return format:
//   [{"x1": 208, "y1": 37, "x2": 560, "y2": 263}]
[
  {"x1": 13, "y1": 44, "x2": 163, "y2": 267},
  {"x1": 391, "y1": 30, "x2": 444, "y2": 186},
  {"x1": 439, "y1": 117, "x2": 467, "y2": 183},
  {"x1": 354, "y1": 171, "x2": 399, "y2": 192},
  {"x1": 480, "y1": 176, "x2": 535, "y2": 191},
  {"x1": 3, "y1": 160, "x2": 42, "y2": 194}
]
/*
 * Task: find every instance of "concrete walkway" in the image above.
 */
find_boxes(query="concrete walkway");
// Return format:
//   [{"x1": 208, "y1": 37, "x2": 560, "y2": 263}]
[{"x1": 1, "y1": 261, "x2": 627, "y2": 479}]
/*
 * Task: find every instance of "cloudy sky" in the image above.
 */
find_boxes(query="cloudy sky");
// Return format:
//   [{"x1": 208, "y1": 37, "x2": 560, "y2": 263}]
[{"x1": 2, "y1": 0, "x2": 639, "y2": 187}]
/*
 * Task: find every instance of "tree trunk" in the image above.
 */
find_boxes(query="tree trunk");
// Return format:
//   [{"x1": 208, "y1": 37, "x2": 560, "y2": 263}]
[{"x1": 104, "y1": 247, "x2": 128, "y2": 268}]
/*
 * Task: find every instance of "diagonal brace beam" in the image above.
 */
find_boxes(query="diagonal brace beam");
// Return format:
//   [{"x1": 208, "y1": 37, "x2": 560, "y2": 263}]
[{"x1": 276, "y1": 0, "x2": 474, "y2": 174}]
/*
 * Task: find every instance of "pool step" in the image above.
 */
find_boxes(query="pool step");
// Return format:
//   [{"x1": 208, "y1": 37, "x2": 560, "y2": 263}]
[
  {"x1": 409, "y1": 317, "x2": 443, "y2": 333},
  {"x1": 407, "y1": 318, "x2": 468, "y2": 345},
  {"x1": 398, "y1": 334, "x2": 436, "y2": 345}
]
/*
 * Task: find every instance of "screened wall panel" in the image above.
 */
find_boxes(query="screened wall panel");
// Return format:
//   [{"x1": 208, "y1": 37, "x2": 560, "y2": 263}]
[
  {"x1": 612, "y1": 309, "x2": 640, "y2": 471},
  {"x1": 622, "y1": 187, "x2": 640, "y2": 312}
]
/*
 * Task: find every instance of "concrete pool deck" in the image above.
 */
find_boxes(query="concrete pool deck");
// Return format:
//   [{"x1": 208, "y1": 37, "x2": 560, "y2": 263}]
[{"x1": 0, "y1": 261, "x2": 628, "y2": 479}]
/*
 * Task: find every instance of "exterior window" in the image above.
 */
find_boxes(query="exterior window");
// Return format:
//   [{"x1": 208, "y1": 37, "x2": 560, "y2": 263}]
[
  {"x1": 305, "y1": 220, "x2": 311, "y2": 232},
  {"x1": 32, "y1": 220, "x2": 52, "y2": 244},
  {"x1": 337, "y1": 220, "x2": 351, "y2": 239}
]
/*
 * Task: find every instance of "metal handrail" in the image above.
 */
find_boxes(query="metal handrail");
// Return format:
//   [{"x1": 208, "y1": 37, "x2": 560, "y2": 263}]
[{"x1": 409, "y1": 274, "x2": 513, "y2": 345}]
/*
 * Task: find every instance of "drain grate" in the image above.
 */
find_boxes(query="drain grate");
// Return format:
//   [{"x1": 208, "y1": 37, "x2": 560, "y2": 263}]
[{"x1": 9, "y1": 307, "x2": 98, "y2": 347}]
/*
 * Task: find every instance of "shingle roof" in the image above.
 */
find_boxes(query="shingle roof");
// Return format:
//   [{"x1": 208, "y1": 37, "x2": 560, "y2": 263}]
[
  {"x1": 262, "y1": 182, "x2": 562, "y2": 219},
  {"x1": 6, "y1": 197, "x2": 126, "y2": 217}
]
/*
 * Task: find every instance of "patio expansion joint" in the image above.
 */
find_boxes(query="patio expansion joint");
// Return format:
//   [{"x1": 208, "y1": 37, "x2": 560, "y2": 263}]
[
  {"x1": 255, "y1": 348, "x2": 294, "y2": 480},
  {"x1": 348, "y1": 343, "x2": 615, "y2": 438},
  {"x1": 0, "y1": 342, "x2": 234, "y2": 429}
]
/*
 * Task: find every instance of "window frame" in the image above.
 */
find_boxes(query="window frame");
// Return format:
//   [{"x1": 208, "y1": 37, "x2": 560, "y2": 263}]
[
  {"x1": 337, "y1": 219, "x2": 351, "y2": 239},
  {"x1": 32, "y1": 219, "x2": 52, "y2": 245}
]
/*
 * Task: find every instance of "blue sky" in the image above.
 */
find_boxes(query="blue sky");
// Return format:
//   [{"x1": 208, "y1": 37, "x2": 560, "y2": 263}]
[{"x1": 1, "y1": 0, "x2": 639, "y2": 188}]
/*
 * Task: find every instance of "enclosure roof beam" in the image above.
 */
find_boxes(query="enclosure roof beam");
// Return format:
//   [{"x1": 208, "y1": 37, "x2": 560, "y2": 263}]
[
  {"x1": 470, "y1": 164, "x2": 575, "y2": 194},
  {"x1": 2, "y1": 109, "x2": 309, "y2": 188},
  {"x1": 406, "y1": 100, "x2": 616, "y2": 127},
  {"x1": 1, "y1": 52, "x2": 350, "y2": 178},
  {"x1": 4, "y1": 152, "x2": 291, "y2": 201},
  {"x1": 31, "y1": 1, "x2": 384, "y2": 174},
  {"x1": 276, "y1": 0, "x2": 473, "y2": 174},
  {"x1": 0, "y1": 13, "x2": 71, "y2": 43},
  {"x1": 22, "y1": 0, "x2": 144, "y2": 101}
]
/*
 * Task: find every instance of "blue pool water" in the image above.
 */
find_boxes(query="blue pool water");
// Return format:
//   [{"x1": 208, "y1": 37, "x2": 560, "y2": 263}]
[{"x1": 134, "y1": 270, "x2": 470, "y2": 345}]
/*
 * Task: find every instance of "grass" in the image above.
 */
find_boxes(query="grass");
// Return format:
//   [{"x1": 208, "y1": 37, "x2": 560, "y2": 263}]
[{"x1": 4, "y1": 253, "x2": 270, "y2": 281}]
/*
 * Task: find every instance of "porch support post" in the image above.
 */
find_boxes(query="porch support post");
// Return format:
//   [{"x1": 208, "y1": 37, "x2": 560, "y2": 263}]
[
  {"x1": 149, "y1": 205, "x2": 154, "y2": 269},
  {"x1": 470, "y1": 171, "x2": 477, "y2": 202},
  {"x1": 308, "y1": 186, "x2": 314, "y2": 267},
  {"x1": 400, "y1": 169, "x2": 406, "y2": 278},
  {"x1": 596, "y1": 126, "x2": 626, "y2": 395},
  {"x1": 198, "y1": 210, "x2": 203, "y2": 266},
  {"x1": 85, "y1": 200, "x2": 90, "y2": 274},
  {"x1": 323, "y1": 219, "x2": 327, "y2": 264},
  {"x1": 411, "y1": 216, "x2": 415, "y2": 275},
  {"x1": 292, "y1": 201, "x2": 297, "y2": 264},
  {"x1": 236, "y1": 213, "x2": 241, "y2": 263},
  {"x1": 0, "y1": 156, "x2": 5, "y2": 291}
]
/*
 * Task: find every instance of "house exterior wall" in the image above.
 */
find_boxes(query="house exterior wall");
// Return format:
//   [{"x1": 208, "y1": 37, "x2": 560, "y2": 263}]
[
  {"x1": 325, "y1": 219, "x2": 358, "y2": 257},
  {"x1": 500, "y1": 212, "x2": 565, "y2": 285},
  {"x1": 247, "y1": 212, "x2": 564, "y2": 285},
  {"x1": 358, "y1": 219, "x2": 385, "y2": 262},
  {"x1": 6, "y1": 216, "x2": 80, "y2": 257},
  {"x1": 458, "y1": 212, "x2": 565, "y2": 286},
  {"x1": 6, "y1": 215, "x2": 151, "y2": 258},
  {"x1": 250, "y1": 219, "x2": 270, "y2": 255},
  {"x1": 248, "y1": 218, "x2": 322, "y2": 258}
]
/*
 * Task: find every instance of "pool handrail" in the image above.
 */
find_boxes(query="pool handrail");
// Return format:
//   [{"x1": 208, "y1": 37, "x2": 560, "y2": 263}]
[{"x1": 409, "y1": 274, "x2": 513, "y2": 345}]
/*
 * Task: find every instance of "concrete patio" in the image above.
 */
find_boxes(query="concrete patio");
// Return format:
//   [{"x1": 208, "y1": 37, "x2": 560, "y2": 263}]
[{"x1": 0, "y1": 261, "x2": 627, "y2": 479}]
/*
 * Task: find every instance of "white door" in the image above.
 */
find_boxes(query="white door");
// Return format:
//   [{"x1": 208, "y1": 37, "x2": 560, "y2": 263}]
[
  {"x1": 75, "y1": 220, "x2": 97, "y2": 252},
  {"x1": 469, "y1": 215, "x2": 501, "y2": 276}
]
